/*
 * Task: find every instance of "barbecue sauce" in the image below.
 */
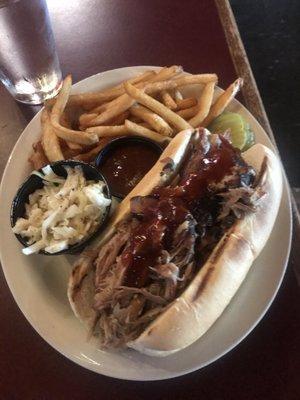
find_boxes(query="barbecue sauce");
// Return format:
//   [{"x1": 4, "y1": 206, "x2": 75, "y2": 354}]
[
  {"x1": 123, "y1": 137, "x2": 243, "y2": 287},
  {"x1": 123, "y1": 198, "x2": 190, "y2": 287},
  {"x1": 98, "y1": 142, "x2": 160, "y2": 198}
]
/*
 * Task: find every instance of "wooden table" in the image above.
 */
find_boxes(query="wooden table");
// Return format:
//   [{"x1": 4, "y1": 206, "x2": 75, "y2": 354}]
[{"x1": 0, "y1": 1, "x2": 299, "y2": 398}]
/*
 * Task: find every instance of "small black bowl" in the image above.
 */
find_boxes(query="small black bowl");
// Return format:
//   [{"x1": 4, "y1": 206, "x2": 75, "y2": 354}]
[
  {"x1": 95, "y1": 136, "x2": 163, "y2": 199},
  {"x1": 10, "y1": 160, "x2": 111, "y2": 255}
]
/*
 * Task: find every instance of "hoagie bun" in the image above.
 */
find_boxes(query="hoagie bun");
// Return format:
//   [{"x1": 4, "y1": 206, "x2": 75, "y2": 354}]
[{"x1": 68, "y1": 129, "x2": 282, "y2": 356}]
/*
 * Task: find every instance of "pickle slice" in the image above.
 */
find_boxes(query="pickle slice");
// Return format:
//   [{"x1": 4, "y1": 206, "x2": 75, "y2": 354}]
[
  {"x1": 208, "y1": 112, "x2": 255, "y2": 151},
  {"x1": 244, "y1": 128, "x2": 255, "y2": 151}
]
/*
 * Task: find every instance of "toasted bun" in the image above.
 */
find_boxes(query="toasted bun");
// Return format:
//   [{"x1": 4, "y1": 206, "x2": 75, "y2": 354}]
[
  {"x1": 68, "y1": 137, "x2": 282, "y2": 357},
  {"x1": 128, "y1": 144, "x2": 282, "y2": 356}
]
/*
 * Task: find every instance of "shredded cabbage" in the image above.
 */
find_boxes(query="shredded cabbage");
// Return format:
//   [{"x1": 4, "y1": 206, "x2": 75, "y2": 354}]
[{"x1": 13, "y1": 166, "x2": 111, "y2": 255}]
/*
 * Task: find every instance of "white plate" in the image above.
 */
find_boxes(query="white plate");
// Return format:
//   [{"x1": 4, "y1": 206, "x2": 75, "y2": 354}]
[{"x1": 0, "y1": 66, "x2": 292, "y2": 381}]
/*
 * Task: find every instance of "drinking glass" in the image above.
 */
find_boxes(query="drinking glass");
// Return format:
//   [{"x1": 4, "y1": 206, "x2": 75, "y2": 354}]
[{"x1": 0, "y1": 0, "x2": 62, "y2": 104}]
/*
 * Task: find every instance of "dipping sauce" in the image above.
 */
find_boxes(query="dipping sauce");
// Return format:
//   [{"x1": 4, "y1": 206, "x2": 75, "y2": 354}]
[{"x1": 96, "y1": 139, "x2": 162, "y2": 198}]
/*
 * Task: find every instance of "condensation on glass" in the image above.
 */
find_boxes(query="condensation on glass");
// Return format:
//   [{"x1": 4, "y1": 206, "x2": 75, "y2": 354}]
[{"x1": 0, "y1": 0, "x2": 62, "y2": 104}]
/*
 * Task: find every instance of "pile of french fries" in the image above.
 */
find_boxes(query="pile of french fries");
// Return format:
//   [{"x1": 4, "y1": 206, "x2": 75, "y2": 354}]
[{"x1": 29, "y1": 66, "x2": 243, "y2": 170}]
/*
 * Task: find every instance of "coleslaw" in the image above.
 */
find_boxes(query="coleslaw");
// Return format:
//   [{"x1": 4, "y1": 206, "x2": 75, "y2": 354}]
[{"x1": 13, "y1": 165, "x2": 111, "y2": 254}]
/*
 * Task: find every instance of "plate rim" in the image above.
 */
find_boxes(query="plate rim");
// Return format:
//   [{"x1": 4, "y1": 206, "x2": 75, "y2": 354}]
[{"x1": 0, "y1": 65, "x2": 293, "y2": 380}]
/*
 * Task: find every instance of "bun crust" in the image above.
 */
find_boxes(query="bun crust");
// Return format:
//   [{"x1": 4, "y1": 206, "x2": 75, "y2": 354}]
[{"x1": 68, "y1": 138, "x2": 282, "y2": 357}]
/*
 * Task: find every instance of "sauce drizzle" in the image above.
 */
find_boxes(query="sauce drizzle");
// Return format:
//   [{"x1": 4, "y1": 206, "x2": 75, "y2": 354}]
[{"x1": 123, "y1": 136, "x2": 242, "y2": 287}]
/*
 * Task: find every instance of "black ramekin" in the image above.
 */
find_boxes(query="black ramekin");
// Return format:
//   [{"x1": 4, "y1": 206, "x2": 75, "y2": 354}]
[
  {"x1": 10, "y1": 160, "x2": 111, "y2": 255},
  {"x1": 95, "y1": 136, "x2": 163, "y2": 199}
]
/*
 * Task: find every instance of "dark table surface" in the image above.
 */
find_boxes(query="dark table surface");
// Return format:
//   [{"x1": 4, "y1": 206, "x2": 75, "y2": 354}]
[
  {"x1": 231, "y1": 0, "x2": 300, "y2": 188},
  {"x1": 0, "y1": 1, "x2": 299, "y2": 399}
]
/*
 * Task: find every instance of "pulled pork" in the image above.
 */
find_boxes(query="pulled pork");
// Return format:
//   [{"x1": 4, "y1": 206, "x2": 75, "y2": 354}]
[{"x1": 86, "y1": 131, "x2": 261, "y2": 348}]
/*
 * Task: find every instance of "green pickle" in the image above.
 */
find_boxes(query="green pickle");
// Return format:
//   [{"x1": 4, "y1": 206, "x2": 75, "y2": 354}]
[{"x1": 208, "y1": 112, "x2": 255, "y2": 151}]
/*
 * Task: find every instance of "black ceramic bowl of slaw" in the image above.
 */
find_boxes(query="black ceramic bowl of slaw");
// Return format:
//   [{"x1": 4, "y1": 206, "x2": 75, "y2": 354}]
[
  {"x1": 10, "y1": 160, "x2": 112, "y2": 255},
  {"x1": 95, "y1": 136, "x2": 163, "y2": 199}
]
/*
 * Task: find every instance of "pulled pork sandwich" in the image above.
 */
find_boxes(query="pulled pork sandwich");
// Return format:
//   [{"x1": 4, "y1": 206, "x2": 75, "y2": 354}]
[{"x1": 68, "y1": 128, "x2": 282, "y2": 356}]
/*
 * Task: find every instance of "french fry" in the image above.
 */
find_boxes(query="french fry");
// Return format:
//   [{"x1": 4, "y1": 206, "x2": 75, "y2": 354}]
[
  {"x1": 41, "y1": 109, "x2": 64, "y2": 162},
  {"x1": 201, "y1": 78, "x2": 243, "y2": 127},
  {"x1": 90, "y1": 101, "x2": 110, "y2": 114},
  {"x1": 141, "y1": 73, "x2": 218, "y2": 96},
  {"x1": 130, "y1": 104, "x2": 173, "y2": 136},
  {"x1": 129, "y1": 116, "x2": 144, "y2": 123},
  {"x1": 47, "y1": 70, "x2": 156, "y2": 108},
  {"x1": 87, "y1": 93, "x2": 135, "y2": 127},
  {"x1": 108, "y1": 111, "x2": 130, "y2": 125},
  {"x1": 73, "y1": 139, "x2": 112, "y2": 162},
  {"x1": 62, "y1": 145, "x2": 87, "y2": 159},
  {"x1": 161, "y1": 90, "x2": 177, "y2": 110},
  {"x1": 79, "y1": 109, "x2": 128, "y2": 130},
  {"x1": 86, "y1": 72, "x2": 217, "y2": 128},
  {"x1": 176, "y1": 105, "x2": 198, "y2": 119},
  {"x1": 124, "y1": 120, "x2": 171, "y2": 144},
  {"x1": 88, "y1": 67, "x2": 180, "y2": 116},
  {"x1": 60, "y1": 112, "x2": 83, "y2": 150},
  {"x1": 87, "y1": 66, "x2": 180, "y2": 115},
  {"x1": 139, "y1": 122, "x2": 153, "y2": 130},
  {"x1": 149, "y1": 66, "x2": 182, "y2": 82},
  {"x1": 171, "y1": 73, "x2": 217, "y2": 86},
  {"x1": 85, "y1": 67, "x2": 184, "y2": 127},
  {"x1": 189, "y1": 81, "x2": 215, "y2": 127},
  {"x1": 124, "y1": 82, "x2": 191, "y2": 131},
  {"x1": 65, "y1": 141, "x2": 83, "y2": 151},
  {"x1": 86, "y1": 122, "x2": 170, "y2": 144},
  {"x1": 78, "y1": 101, "x2": 111, "y2": 126},
  {"x1": 50, "y1": 75, "x2": 99, "y2": 145},
  {"x1": 174, "y1": 89, "x2": 183, "y2": 101},
  {"x1": 48, "y1": 70, "x2": 216, "y2": 110},
  {"x1": 60, "y1": 111, "x2": 71, "y2": 128},
  {"x1": 113, "y1": 70, "x2": 156, "y2": 89},
  {"x1": 81, "y1": 102, "x2": 100, "y2": 111},
  {"x1": 28, "y1": 141, "x2": 49, "y2": 170},
  {"x1": 79, "y1": 112, "x2": 98, "y2": 127},
  {"x1": 89, "y1": 66, "x2": 181, "y2": 116},
  {"x1": 86, "y1": 125, "x2": 129, "y2": 137},
  {"x1": 176, "y1": 97, "x2": 197, "y2": 110}
]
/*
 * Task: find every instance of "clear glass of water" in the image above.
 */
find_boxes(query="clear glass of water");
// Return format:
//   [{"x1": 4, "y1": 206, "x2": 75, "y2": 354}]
[{"x1": 0, "y1": 0, "x2": 62, "y2": 105}]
